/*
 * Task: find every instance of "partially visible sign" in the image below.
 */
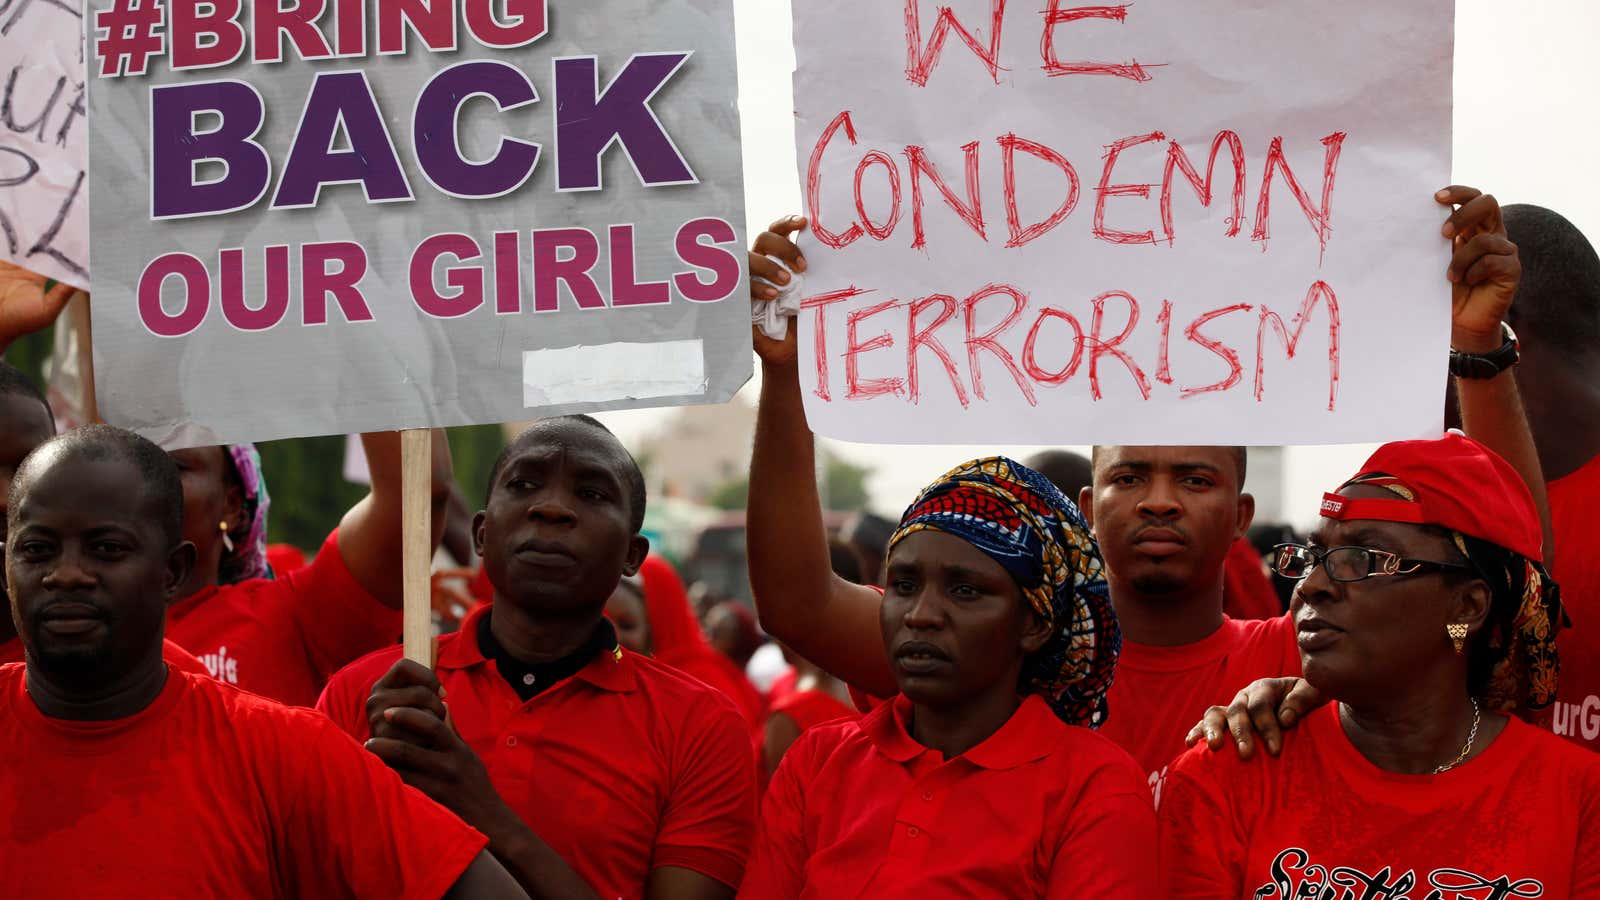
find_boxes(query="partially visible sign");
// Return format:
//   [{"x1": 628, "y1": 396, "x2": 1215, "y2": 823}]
[{"x1": 0, "y1": 0, "x2": 90, "y2": 288}]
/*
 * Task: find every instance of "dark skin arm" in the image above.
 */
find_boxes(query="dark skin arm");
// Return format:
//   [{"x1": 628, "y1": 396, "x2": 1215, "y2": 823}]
[
  {"x1": 444, "y1": 851, "x2": 533, "y2": 899},
  {"x1": 1186, "y1": 185, "x2": 1544, "y2": 760},
  {"x1": 338, "y1": 430, "x2": 454, "y2": 610},
  {"x1": 366, "y1": 661, "x2": 734, "y2": 900},
  {"x1": 747, "y1": 216, "x2": 898, "y2": 699}
]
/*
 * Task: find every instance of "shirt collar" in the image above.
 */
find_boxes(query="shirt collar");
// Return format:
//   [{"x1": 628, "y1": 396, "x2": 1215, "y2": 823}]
[
  {"x1": 438, "y1": 603, "x2": 636, "y2": 694},
  {"x1": 863, "y1": 693, "x2": 1061, "y2": 770}
]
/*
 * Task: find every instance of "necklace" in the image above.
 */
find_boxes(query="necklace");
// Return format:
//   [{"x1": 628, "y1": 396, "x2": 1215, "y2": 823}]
[{"x1": 1433, "y1": 696, "x2": 1481, "y2": 774}]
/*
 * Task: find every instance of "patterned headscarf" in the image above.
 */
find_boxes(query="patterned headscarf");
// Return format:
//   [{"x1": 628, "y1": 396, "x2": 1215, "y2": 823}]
[
  {"x1": 888, "y1": 457, "x2": 1120, "y2": 729},
  {"x1": 218, "y1": 443, "x2": 272, "y2": 584}
]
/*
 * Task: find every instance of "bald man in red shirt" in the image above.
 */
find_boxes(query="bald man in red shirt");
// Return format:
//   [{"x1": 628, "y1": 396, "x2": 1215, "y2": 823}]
[
  {"x1": 319, "y1": 416, "x2": 757, "y2": 900},
  {"x1": 2, "y1": 424, "x2": 526, "y2": 899}
]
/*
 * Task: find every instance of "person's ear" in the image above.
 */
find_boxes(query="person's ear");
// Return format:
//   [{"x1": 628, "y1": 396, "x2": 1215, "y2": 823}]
[
  {"x1": 1236, "y1": 492, "x2": 1257, "y2": 540},
  {"x1": 1452, "y1": 578, "x2": 1493, "y2": 639},
  {"x1": 165, "y1": 541, "x2": 198, "y2": 601},
  {"x1": 1078, "y1": 486, "x2": 1096, "y2": 533},
  {"x1": 1020, "y1": 609, "x2": 1053, "y2": 656},
  {"x1": 623, "y1": 535, "x2": 651, "y2": 576},
  {"x1": 471, "y1": 511, "x2": 488, "y2": 559}
]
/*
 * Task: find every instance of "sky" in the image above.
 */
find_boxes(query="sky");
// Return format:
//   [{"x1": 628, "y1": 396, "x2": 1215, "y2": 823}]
[{"x1": 596, "y1": 0, "x2": 1600, "y2": 529}]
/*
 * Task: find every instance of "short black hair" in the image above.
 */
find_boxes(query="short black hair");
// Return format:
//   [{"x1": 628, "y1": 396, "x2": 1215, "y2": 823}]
[
  {"x1": 1503, "y1": 204, "x2": 1600, "y2": 358},
  {"x1": 0, "y1": 360, "x2": 53, "y2": 430},
  {"x1": 1024, "y1": 450, "x2": 1094, "y2": 498},
  {"x1": 1090, "y1": 446, "x2": 1248, "y2": 489},
  {"x1": 9, "y1": 425, "x2": 184, "y2": 546},
  {"x1": 485, "y1": 415, "x2": 647, "y2": 533}
]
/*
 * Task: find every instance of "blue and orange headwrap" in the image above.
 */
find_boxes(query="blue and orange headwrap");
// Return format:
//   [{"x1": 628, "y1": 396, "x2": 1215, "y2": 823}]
[{"x1": 889, "y1": 457, "x2": 1120, "y2": 729}]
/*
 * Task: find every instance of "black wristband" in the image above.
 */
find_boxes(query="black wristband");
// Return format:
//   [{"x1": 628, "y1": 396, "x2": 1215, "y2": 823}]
[{"x1": 1449, "y1": 322, "x2": 1519, "y2": 380}]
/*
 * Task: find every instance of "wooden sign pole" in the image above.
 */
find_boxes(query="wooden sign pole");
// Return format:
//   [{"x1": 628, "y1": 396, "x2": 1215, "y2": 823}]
[{"x1": 401, "y1": 429, "x2": 433, "y2": 665}]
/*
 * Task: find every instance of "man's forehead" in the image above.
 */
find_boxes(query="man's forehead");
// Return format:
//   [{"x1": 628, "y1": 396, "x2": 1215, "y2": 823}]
[
  {"x1": 14, "y1": 452, "x2": 153, "y2": 520},
  {"x1": 505, "y1": 428, "x2": 629, "y2": 475},
  {"x1": 1096, "y1": 446, "x2": 1230, "y2": 468}
]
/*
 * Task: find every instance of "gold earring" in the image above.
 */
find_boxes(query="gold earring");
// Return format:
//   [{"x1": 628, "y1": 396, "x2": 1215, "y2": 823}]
[
  {"x1": 1447, "y1": 623, "x2": 1469, "y2": 654},
  {"x1": 219, "y1": 521, "x2": 234, "y2": 554}
]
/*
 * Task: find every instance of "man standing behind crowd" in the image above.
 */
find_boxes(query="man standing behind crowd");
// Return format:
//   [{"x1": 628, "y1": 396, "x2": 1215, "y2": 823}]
[
  {"x1": 1, "y1": 425, "x2": 527, "y2": 899},
  {"x1": 746, "y1": 187, "x2": 1541, "y2": 787},
  {"x1": 318, "y1": 416, "x2": 757, "y2": 900}
]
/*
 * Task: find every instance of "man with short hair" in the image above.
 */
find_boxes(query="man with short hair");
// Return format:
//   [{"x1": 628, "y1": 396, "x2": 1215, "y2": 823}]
[
  {"x1": 318, "y1": 415, "x2": 757, "y2": 900},
  {"x1": 1, "y1": 425, "x2": 526, "y2": 898},
  {"x1": 0, "y1": 361, "x2": 206, "y2": 674}
]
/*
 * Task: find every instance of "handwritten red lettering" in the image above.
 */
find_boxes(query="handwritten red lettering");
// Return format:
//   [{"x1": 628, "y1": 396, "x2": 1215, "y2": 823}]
[
  {"x1": 1154, "y1": 298, "x2": 1173, "y2": 385},
  {"x1": 906, "y1": 141, "x2": 987, "y2": 248},
  {"x1": 1161, "y1": 131, "x2": 1246, "y2": 245},
  {"x1": 908, "y1": 294, "x2": 970, "y2": 407},
  {"x1": 802, "y1": 287, "x2": 874, "y2": 401},
  {"x1": 1256, "y1": 280, "x2": 1340, "y2": 410},
  {"x1": 1086, "y1": 289, "x2": 1151, "y2": 400},
  {"x1": 1093, "y1": 131, "x2": 1165, "y2": 245},
  {"x1": 1022, "y1": 307, "x2": 1085, "y2": 385},
  {"x1": 963, "y1": 284, "x2": 1037, "y2": 405},
  {"x1": 854, "y1": 151, "x2": 904, "y2": 241},
  {"x1": 904, "y1": 0, "x2": 1008, "y2": 87},
  {"x1": 1181, "y1": 303, "x2": 1252, "y2": 398},
  {"x1": 999, "y1": 133, "x2": 1080, "y2": 248},
  {"x1": 1039, "y1": 2, "x2": 1159, "y2": 81},
  {"x1": 1253, "y1": 132, "x2": 1347, "y2": 263},
  {"x1": 806, "y1": 110, "x2": 866, "y2": 249}
]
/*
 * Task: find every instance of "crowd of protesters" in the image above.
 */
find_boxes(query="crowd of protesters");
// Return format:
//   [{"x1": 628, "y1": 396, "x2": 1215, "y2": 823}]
[{"x1": 4, "y1": 178, "x2": 1600, "y2": 897}]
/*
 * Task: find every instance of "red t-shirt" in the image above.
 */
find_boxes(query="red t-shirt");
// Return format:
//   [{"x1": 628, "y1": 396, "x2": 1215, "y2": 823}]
[
  {"x1": 1222, "y1": 537, "x2": 1283, "y2": 621},
  {"x1": 1548, "y1": 455, "x2": 1600, "y2": 751},
  {"x1": 0, "y1": 636, "x2": 210, "y2": 677},
  {"x1": 318, "y1": 603, "x2": 757, "y2": 897},
  {"x1": 1158, "y1": 703, "x2": 1600, "y2": 899},
  {"x1": 1101, "y1": 614, "x2": 1301, "y2": 794},
  {"x1": 769, "y1": 688, "x2": 857, "y2": 734},
  {"x1": 742, "y1": 693, "x2": 1155, "y2": 899},
  {"x1": 167, "y1": 529, "x2": 401, "y2": 707},
  {"x1": 0, "y1": 664, "x2": 485, "y2": 899}
]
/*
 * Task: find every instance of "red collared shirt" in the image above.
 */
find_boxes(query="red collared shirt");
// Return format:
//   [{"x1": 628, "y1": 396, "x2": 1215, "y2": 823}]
[
  {"x1": 168, "y1": 529, "x2": 401, "y2": 707},
  {"x1": 1158, "y1": 703, "x2": 1600, "y2": 899},
  {"x1": 318, "y1": 602, "x2": 757, "y2": 897},
  {"x1": 0, "y1": 664, "x2": 485, "y2": 899},
  {"x1": 0, "y1": 636, "x2": 211, "y2": 676},
  {"x1": 740, "y1": 693, "x2": 1157, "y2": 899}
]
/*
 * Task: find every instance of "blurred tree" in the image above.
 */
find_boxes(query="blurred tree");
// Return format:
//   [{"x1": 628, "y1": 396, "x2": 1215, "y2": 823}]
[
  {"x1": 824, "y1": 456, "x2": 872, "y2": 512},
  {"x1": 709, "y1": 475, "x2": 749, "y2": 511},
  {"x1": 2, "y1": 325, "x2": 51, "y2": 389}
]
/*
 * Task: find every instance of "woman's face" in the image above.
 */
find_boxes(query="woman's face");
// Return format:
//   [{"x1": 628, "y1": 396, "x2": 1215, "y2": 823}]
[
  {"x1": 1290, "y1": 485, "x2": 1472, "y2": 705},
  {"x1": 606, "y1": 584, "x2": 651, "y2": 655},
  {"x1": 880, "y1": 530, "x2": 1049, "y2": 710},
  {"x1": 168, "y1": 446, "x2": 242, "y2": 575}
]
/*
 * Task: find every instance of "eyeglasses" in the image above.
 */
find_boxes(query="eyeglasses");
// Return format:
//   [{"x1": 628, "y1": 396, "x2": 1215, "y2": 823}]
[{"x1": 1271, "y1": 543, "x2": 1472, "y2": 584}]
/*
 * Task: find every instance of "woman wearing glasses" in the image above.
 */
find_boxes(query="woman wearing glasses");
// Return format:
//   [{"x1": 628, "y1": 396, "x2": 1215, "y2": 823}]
[{"x1": 1157, "y1": 432, "x2": 1600, "y2": 898}]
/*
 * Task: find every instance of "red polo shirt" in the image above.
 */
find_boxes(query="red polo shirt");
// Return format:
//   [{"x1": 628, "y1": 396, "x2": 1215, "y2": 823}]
[
  {"x1": 168, "y1": 529, "x2": 401, "y2": 707},
  {"x1": 741, "y1": 693, "x2": 1156, "y2": 899},
  {"x1": 1548, "y1": 454, "x2": 1600, "y2": 751},
  {"x1": 1158, "y1": 703, "x2": 1600, "y2": 899},
  {"x1": 318, "y1": 602, "x2": 757, "y2": 897},
  {"x1": 0, "y1": 636, "x2": 211, "y2": 676},
  {"x1": 0, "y1": 664, "x2": 485, "y2": 899},
  {"x1": 1102, "y1": 614, "x2": 1301, "y2": 796}
]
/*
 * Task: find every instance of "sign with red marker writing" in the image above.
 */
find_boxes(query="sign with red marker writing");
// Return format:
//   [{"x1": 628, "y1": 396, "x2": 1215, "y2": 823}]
[
  {"x1": 793, "y1": 0, "x2": 1452, "y2": 444},
  {"x1": 86, "y1": 0, "x2": 749, "y2": 446},
  {"x1": 0, "y1": 0, "x2": 89, "y2": 288}
]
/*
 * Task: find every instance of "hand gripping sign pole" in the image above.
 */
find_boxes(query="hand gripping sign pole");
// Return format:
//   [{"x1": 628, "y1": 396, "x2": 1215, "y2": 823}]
[{"x1": 401, "y1": 429, "x2": 434, "y2": 666}]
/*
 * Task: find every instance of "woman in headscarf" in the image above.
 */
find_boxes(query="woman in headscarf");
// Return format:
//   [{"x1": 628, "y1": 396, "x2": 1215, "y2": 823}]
[
  {"x1": 739, "y1": 458, "x2": 1153, "y2": 898},
  {"x1": 164, "y1": 432, "x2": 454, "y2": 706},
  {"x1": 1158, "y1": 434, "x2": 1600, "y2": 897}
]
